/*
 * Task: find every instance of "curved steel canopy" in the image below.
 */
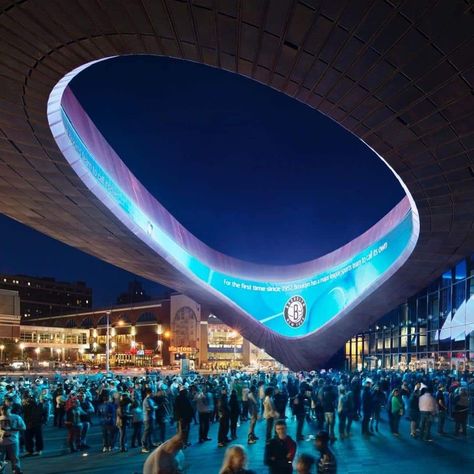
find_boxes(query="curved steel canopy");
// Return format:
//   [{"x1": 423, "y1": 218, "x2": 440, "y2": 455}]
[{"x1": 0, "y1": 0, "x2": 473, "y2": 369}]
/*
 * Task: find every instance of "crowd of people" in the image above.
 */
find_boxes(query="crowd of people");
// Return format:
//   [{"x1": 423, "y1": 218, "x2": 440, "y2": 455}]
[{"x1": 0, "y1": 367, "x2": 470, "y2": 473}]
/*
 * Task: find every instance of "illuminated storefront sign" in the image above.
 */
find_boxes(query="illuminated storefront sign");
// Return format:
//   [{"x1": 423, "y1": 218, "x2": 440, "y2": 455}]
[
  {"x1": 208, "y1": 344, "x2": 243, "y2": 353},
  {"x1": 168, "y1": 346, "x2": 196, "y2": 353}
]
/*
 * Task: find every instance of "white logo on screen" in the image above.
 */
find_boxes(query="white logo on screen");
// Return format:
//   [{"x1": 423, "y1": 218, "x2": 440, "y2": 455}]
[{"x1": 284, "y1": 296, "x2": 306, "y2": 328}]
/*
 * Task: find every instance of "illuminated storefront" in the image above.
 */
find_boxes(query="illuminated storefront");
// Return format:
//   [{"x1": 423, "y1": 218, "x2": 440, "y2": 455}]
[
  {"x1": 346, "y1": 255, "x2": 474, "y2": 373},
  {"x1": 207, "y1": 316, "x2": 247, "y2": 368}
]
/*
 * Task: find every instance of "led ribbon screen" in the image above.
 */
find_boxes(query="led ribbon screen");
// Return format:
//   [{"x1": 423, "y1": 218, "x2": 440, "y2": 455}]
[{"x1": 62, "y1": 107, "x2": 414, "y2": 338}]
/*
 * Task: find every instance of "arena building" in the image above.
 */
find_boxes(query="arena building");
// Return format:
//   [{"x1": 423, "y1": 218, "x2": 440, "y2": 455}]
[{"x1": 0, "y1": 1, "x2": 473, "y2": 369}]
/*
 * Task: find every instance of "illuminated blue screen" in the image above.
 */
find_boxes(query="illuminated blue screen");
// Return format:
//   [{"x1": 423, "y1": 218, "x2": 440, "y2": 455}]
[{"x1": 62, "y1": 108, "x2": 414, "y2": 338}]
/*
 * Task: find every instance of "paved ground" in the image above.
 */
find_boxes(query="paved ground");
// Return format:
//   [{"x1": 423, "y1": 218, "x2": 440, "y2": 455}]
[{"x1": 18, "y1": 413, "x2": 471, "y2": 474}]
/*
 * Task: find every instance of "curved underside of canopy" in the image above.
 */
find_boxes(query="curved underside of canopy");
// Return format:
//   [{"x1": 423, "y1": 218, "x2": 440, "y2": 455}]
[{"x1": 0, "y1": 0, "x2": 473, "y2": 369}]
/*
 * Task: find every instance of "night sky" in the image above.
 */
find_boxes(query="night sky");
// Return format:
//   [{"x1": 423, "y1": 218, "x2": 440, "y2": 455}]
[{"x1": 0, "y1": 55, "x2": 404, "y2": 307}]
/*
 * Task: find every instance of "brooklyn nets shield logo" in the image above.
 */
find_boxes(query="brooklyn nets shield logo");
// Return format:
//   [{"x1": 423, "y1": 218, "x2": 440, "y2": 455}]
[{"x1": 284, "y1": 295, "x2": 306, "y2": 328}]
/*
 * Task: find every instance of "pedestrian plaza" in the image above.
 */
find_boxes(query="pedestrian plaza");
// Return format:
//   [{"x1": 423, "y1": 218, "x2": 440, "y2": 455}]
[{"x1": 22, "y1": 407, "x2": 471, "y2": 474}]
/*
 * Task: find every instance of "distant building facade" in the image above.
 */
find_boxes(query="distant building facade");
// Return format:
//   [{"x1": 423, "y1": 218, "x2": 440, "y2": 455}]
[
  {"x1": 116, "y1": 280, "x2": 151, "y2": 306},
  {"x1": 0, "y1": 289, "x2": 21, "y2": 341},
  {"x1": 0, "y1": 274, "x2": 92, "y2": 319},
  {"x1": 21, "y1": 293, "x2": 278, "y2": 369},
  {"x1": 345, "y1": 255, "x2": 474, "y2": 372}
]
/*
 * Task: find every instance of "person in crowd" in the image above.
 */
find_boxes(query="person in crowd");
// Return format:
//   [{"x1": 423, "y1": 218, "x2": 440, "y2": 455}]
[
  {"x1": 131, "y1": 399, "x2": 144, "y2": 449},
  {"x1": 313, "y1": 380, "x2": 324, "y2": 429},
  {"x1": 408, "y1": 383, "x2": 421, "y2": 438},
  {"x1": 453, "y1": 387, "x2": 469, "y2": 437},
  {"x1": 155, "y1": 386, "x2": 169, "y2": 446},
  {"x1": 116, "y1": 392, "x2": 132, "y2": 452},
  {"x1": 142, "y1": 387, "x2": 156, "y2": 453},
  {"x1": 390, "y1": 388, "x2": 403, "y2": 436},
  {"x1": 320, "y1": 379, "x2": 337, "y2": 442},
  {"x1": 54, "y1": 388, "x2": 66, "y2": 428},
  {"x1": 143, "y1": 432, "x2": 185, "y2": 474},
  {"x1": 65, "y1": 397, "x2": 85, "y2": 453},
  {"x1": 361, "y1": 379, "x2": 373, "y2": 436},
  {"x1": 211, "y1": 385, "x2": 220, "y2": 424},
  {"x1": 218, "y1": 386, "x2": 231, "y2": 448},
  {"x1": 229, "y1": 390, "x2": 241, "y2": 440},
  {"x1": 219, "y1": 444, "x2": 256, "y2": 474},
  {"x1": 174, "y1": 387, "x2": 193, "y2": 448},
  {"x1": 22, "y1": 392, "x2": 46, "y2": 456},
  {"x1": 241, "y1": 382, "x2": 250, "y2": 422},
  {"x1": 189, "y1": 385, "x2": 198, "y2": 426},
  {"x1": 293, "y1": 386, "x2": 306, "y2": 441},
  {"x1": 0, "y1": 404, "x2": 26, "y2": 474},
  {"x1": 274, "y1": 387, "x2": 287, "y2": 420},
  {"x1": 435, "y1": 384, "x2": 447, "y2": 435},
  {"x1": 418, "y1": 386, "x2": 438, "y2": 442},
  {"x1": 264, "y1": 419, "x2": 296, "y2": 474},
  {"x1": 350, "y1": 376, "x2": 361, "y2": 418},
  {"x1": 295, "y1": 453, "x2": 315, "y2": 474},
  {"x1": 336, "y1": 387, "x2": 349, "y2": 439},
  {"x1": 369, "y1": 384, "x2": 385, "y2": 433},
  {"x1": 258, "y1": 382, "x2": 266, "y2": 417},
  {"x1": 247, "y1": 385, "x2": 259, "y2": 444},
  {"x1": 78, "y1": 392, "x2": 94, "y2": 449},
  {"x1": 232, "y1": 378, "x2": 243, "y2": 421},
  {"x1": 400, "y1": 382, "x2": 411, "y2": 416},
  {"x1": 314, "y1": 430, "x2": 337, "y2": 474},
  {"x1": 98, "y1": 394, "x2": 117, "y2": 453},
  {"x1": 263, "y1": 387, "x2": 279, "y2": 443},
  {"x1": 196, "y1": 385, "x2": 212, "y2": 443}
]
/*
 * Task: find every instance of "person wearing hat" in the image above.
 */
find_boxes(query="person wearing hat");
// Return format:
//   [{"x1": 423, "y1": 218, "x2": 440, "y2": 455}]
[{"x1": 314, "y1": 431, "x2": 336, "y2": 474}]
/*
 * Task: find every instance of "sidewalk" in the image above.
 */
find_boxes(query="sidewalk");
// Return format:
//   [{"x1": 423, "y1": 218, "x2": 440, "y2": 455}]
[{"x1": 20, "y1": 413, "x2": 471, "y2": 474}]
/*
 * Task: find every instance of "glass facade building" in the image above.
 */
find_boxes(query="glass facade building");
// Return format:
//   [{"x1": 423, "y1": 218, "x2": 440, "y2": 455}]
[{"x1": 346, "y1": 255, "x2": 474, "y2": 372}]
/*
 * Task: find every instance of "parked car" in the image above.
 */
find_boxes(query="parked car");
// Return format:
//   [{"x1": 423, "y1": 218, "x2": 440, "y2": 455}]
[{"x1": 10, "y1": 361, "x2": 26, "y2": 370}]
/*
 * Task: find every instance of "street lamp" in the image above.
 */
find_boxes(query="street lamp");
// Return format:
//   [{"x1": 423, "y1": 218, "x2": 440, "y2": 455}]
[
  {"x1": 106, "y1": 310, "x2": 111, "y2": 373},
  {"x1": 56, "y1": 348, "x2": 61, "y2": 362},
  {"x1": 0, "y1": 345, "x2": 4, "y2": 362},
  {"x1": 34, "y1": 347, "x2": 40, "y2": 361}
]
